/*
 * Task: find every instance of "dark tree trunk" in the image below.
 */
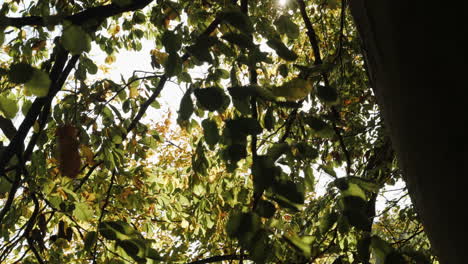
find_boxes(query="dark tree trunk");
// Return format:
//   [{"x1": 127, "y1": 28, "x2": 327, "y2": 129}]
[{"x1": 350, "y1": 1, "x2": 467, "y2": 263}]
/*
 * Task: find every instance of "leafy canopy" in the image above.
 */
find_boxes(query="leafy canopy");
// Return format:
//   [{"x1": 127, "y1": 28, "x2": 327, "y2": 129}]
[{"x1": 0, "y1": 0, "x2": 435, "y2": 264}]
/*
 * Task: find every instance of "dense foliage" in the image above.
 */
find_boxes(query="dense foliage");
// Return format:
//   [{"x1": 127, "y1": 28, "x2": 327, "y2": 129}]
[{"x1": 0, "y1": 0, "x2": 436, "y2": 263}]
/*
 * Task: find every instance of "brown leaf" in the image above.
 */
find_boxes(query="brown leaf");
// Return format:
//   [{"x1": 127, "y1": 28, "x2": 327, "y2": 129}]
[{"x1": 57, "y1": 125, "x2": 81, "y2": 178}]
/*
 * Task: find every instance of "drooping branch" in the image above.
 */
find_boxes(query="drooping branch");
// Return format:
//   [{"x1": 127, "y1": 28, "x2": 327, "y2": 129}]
[{"x1": 0, "y1": 0, "x2": 154, "y2": 28}]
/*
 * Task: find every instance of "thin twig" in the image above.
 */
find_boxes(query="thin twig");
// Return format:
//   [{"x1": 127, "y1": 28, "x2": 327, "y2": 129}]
[
  {"x1": 93, "y1": 170, "x2": 116, "y2": 264},
  {"x1": 296, "y1": 0, "x2": 352, "y2": 175}
]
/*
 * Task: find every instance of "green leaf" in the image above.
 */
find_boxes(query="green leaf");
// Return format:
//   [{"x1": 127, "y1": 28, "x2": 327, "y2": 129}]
[
  {"x1": 221, "y1": 33, "x2": 255, "y2": 49},
  {"x1": 342, "y1": 196, "x2": 370, "y2": 231},
  {"x1": 371, "y1": 236, "x2": 393, "y2": 263},
  {"x1": 83, "y1": 231, "x2": 98, "y2": 252},
  {"x1": 224, "y1": 144, "x2": 247, "y2": 163},
  {"x1": 194, "y1": 87, "x2": 225, "y2": 111},
  {"x1": 226, "y1": 212, "x2": 261, "y2": 242},
  {"x1": 24, "y1": 69, "x2": 51, "y2": 97},
  {"x1": 118, "y1": 239, "x2": 146, "y2": 260},
  {"x1": 272, "y1": 77, "x2": 312, "y2": 101},
  {"x1": 255, "y1": 200, "x2": 276, "y2": 218},
  {"x1": 0, "y1": 95, "x2": 18, "y2": 119},
  {"x1": 267, "y1": 143, "x2": 290, "y2": 162},
  {"x1": 62, "y1": 24, "x2": 92, "y2": 55},
  {"x1": 304, "y1": 116, "x2": 328, "y2": 131},
  {"x1": 81, "y1": 57, "x2": 98, "y2": 74},
  {"x1": 273, "y1": 180, "x2": 305, "y2": 204},
  {"x1": 225, "y1": 117, "x2": 262, "y2": 144},
  {"x1": 0, "y1": 175, "x2": 12, "y2": 195},
  {"x1": 267, "y1": 38, "x2": 298, "y2": 61},
  {"x1": 263, "y1": 108, "x2": 275, "y2": 130},
  {"x1": 132, "y1": 12, "x2": 146, "y2": 24},
  {"x1": 316, "y1": 85, "x2": 339, "y2": 104},
  {"x1": 304, "y1": 166, "x2": 315, "y2": 192},
  {"x1": 293, "y1": 142, "x2": 318, "y2": 160},
  {"x1": 347, "y1": 176, "x2": 381, "y2": 193},
  {"x1": 99, "y1": 221, "x2": 139, "y2": 241},
  {"x1": 112, "y1": 135, "x2": 123, "y2": 144},
  {"x1": 319, "y1": 210, "x2": 338, "y2": 234},
  {"x1": 215, "y1": 68, "x2": 230, "y2": 79},
  {"x1": 112, "y1": 0, "x2": 132, "y2": 7},
  {"x1": 178, "y1": 89, "x2": 193, "y2": 121},
  {"x1": 8, "y1": 63, "x2": 34, "y2": 84},
  {"x1": 385, "y1": 251, "x2": 407, "y2": 264},
  {"x1": 73, "y1": 202, "x2": 93, "y2": 222},
  {"x1": 164, "y1": 52, "x2": 182, "y2": 77},
  {"x1": 219, "y1": 10, "x2": 254, "y2": 33},
  {"x1": 274, "y1": 15, "x2": 300, "y2": 39},
  {"x1": 162, "y1": 30, "x2": 182, "y2": 53},
  {"x1": 283, "y1": 233, "x2": 312, "y2": 258},
  {"x1": 186, "y1": 36, "x2": 217, "y2": 63},
  {"x1": 202, "y1": 119, "x2": 219, "y2": 147},
  {"x1": 335, "y1": 178, "x2": 367, "y2": 200},
  {"x1": 228, "y1": 86, "x2": 256, "y2": 100},
  {"x1": 294, "y1": 63, "x2": 335, "y2": 78},
  {"x1": 278, "y1": 64, "x2": 289, "y2": 77},
  {"x1": 252, "y1": 155, "x2": 277, "y2": 193}
]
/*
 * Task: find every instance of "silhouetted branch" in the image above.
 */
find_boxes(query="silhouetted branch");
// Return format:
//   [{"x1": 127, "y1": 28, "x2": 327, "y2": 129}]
[
  {"x1": 186, "y1": 254, "x2": 249, "y2": 264},
  {"x1": 126, "y1": 18, "x2": 222, "y2": 136},
  {"x1": 296, "y1": 0, "x2": 352, "y2": 175},
  {"x1": 0, "y1": 116, "x2": 16, "y2": 140},
  {"x1": 0, "y1": 0, "x2": 154, "y2": 28}
]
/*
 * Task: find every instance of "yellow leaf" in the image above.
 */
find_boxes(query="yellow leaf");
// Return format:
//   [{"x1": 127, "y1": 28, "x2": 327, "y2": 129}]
[
  {"x1": 181, "y1": 219, "x2": 189, "y2": 228},
  {"x1": 129, "y1": 85, "x2": 138, "y2": 98},
  {"x1": 80, "y1": 145, "x2": 94, "y2": 165},
  {"x1": 272, "y1": 77, "x2": 314, "y2": 101},
  {"x1": 105, "y1": 55, "x2": 116, "y2": 64}
]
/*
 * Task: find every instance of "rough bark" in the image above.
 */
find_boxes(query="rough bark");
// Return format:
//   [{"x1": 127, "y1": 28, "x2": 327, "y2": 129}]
[{"x1": 350, "y1": 1, "x2": 467, "y2": 263}]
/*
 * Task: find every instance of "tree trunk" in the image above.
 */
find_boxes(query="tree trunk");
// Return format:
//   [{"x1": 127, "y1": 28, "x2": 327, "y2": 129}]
[{"x1": 350, "y1": 1, "x2": 467, "y2": 263}]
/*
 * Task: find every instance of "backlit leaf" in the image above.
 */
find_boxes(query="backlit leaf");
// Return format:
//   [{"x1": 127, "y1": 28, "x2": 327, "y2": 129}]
[
  {"x1": 62, "y1": 24, "x2": 92, "y2": 55},
  {"x1": 24, "y1": 69, "x2": 51, "y2": 97},
  {"x1": 0, "y1": 95, "x2": 18, "y2": 119},
  {"x1": 275, "y1": 15, "x2": 300, "y2": 39},
  {"x1": 194, "y1": 87, "x2": 225, "y2": 111}
]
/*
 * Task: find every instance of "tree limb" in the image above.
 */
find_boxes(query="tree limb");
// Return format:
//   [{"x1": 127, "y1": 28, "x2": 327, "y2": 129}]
[
  {"x1": 0, "y1": 52, "x2": 78, "y2": 175},
  {"x1": 126, "y1": 18, "x2": 221, "y2": 136},
  {"x1": 296, "y1": 0, "x2": 352, "y2": 174},
  {"x1": 0, "y1": 168, "x2": 21, "y2": 224},
  {"x1": 186, "y1": 254, "x2": 249, "y2": 264},
  {"x1": 0, "y1": 116, "x2": 16, "y2": 141},
  {"x1": 0, "y1": 0, "x2": 154, "y2": 28}
]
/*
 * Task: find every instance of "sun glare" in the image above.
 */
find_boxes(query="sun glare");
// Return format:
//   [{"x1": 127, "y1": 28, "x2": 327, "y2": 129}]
[{"x1": 279, "y1": 0, "x2": 287, "y2": 6}]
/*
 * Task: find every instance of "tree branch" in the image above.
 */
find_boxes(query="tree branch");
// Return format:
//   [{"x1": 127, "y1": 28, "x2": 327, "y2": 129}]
[
  {"x1": 24, "y1": 194, "x2": 45, "y2": 264},
  {"x1": 0, "y1": 0, "x2": 154, "y2": 28},
  {"x1": 0, "y1": 51, "x2": 78, "y2": 175},
  {"x1": 186, "y1": 254, "x2": 249, "y2": 264},
  {"x1": 93, "y1": 170, "x2": 116, "y2": 264},
  {"x1": 0, "y1": 116, "x2": 16, "y2": 141},
  {"x1": 0, "y1": 168, "x2": 21, "y2": 224},
  {"x1": 296, "y1": 0, "x2": 352, "y2": 174},
  {"x1": 126, "y1": 18, "x2": 221, "y2": 136}
]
